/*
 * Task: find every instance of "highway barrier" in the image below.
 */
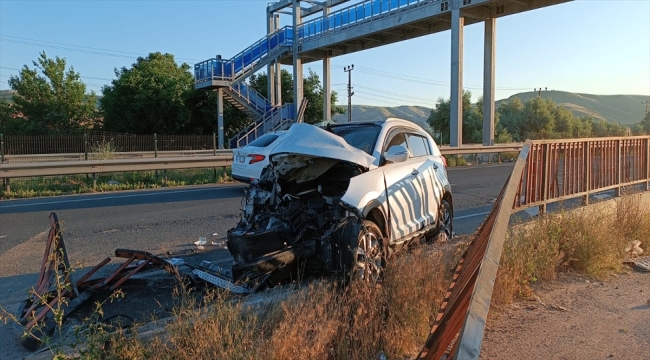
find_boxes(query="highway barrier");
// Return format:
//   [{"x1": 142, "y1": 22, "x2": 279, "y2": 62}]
[{"x1": 417, "y1": 135, "x2": 650, "y2": 359}]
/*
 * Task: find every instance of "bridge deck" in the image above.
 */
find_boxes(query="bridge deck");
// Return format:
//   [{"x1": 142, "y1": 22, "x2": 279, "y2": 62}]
[{"x1": 277, "y1": 0, "x2": 570, "y2": 64}]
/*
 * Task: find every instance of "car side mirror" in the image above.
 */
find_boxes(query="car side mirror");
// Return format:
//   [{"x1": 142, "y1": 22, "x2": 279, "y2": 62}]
[{"x1": 384, "y1": 145, "x2": 409, "y2": 163}]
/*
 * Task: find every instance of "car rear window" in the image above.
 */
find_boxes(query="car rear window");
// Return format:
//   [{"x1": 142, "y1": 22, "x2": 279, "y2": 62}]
[{"x1": 247, "y1": 134, "x2": 279, "y2": 148}]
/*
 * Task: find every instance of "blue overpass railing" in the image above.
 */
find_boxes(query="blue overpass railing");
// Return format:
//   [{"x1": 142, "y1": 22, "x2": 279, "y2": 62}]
[
  {"x1": 229, "y1": 103, "x2": 296, "y2": 148},
  {"x1": 299, "y1": 0, "x2": 438, "y2": 39},
  {"x1": 194, "y1": 26, "x2": 294, "y2": 83},
  {"x1": 228, "y1": 83, "x2": 273, "y2": 114}
]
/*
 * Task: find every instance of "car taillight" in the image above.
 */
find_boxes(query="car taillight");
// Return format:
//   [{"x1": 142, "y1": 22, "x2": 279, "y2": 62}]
[
  {"x1": 248, "y1": 154, "x2": 266, "y2": 164},
  {"x1": 441, "y1": 156, "x2": 448, "y2": 167}
]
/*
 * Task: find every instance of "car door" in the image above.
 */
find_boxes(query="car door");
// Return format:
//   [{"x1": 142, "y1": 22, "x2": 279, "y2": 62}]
[
  {"x1": 405, "y1": 132, "x2": 444, "y2": 229},
  {"x1": 381, "y1": 130, "x2": 428, "y2": 242}
]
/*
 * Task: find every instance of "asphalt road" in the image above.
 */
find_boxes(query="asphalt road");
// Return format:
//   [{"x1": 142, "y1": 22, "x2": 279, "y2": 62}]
[{"x1": 0, "y1": 163, "x2": 514, "y2": 277}]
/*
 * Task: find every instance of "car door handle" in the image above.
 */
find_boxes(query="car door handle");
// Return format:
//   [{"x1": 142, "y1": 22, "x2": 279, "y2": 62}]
[{"x1": 411, "y1": 169, "x2": 419, "y2": 176}]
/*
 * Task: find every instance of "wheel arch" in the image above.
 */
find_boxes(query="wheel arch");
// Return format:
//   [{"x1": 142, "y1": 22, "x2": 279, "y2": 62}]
[{"x1": 362, "y1": 200, "x2": 389, "y2": 240}]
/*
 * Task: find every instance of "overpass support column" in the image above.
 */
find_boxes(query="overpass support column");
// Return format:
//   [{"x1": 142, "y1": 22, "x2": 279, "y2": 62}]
[
  {"x1": 267, "y1": 9, "x2": 276, "y2": 106},
  {"x1": 292, "y1": 0, "x2": 304, "y2": 114},
  {"x1": 274, "y1": 14, "x2": 282, "y2": 106},
  {"x1": 482, "y1": 17, "x2": 496, "y2": 146},
  {"x1": 323, "y1": 6, "x2": 331, "y2": 121},
  {"x1": 217, "y1": 88, "x2": 224, "y2": 149},
  {"x1": 450, "y1": 2, "x2": 464, "y2": 147}
]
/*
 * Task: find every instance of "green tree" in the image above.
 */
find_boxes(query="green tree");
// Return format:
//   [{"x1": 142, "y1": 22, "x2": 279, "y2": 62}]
[
  {"x1": 101, "y1": 52, "x2": 196, "y2": 134},
  {"x1": 8, "y1": 51, "x2": 99, "y2": 134},
  {"x1": 426, "y1": 90, "x2": 482, "y2": 145},
  {"x1": 184, "y1": 89, "x2": 252, "y2": 139},
  {"x1": 248, "y1": 68, "x2": 344, "y2": 124},
  {"x1": 640, "y1": 111, "x2": 650, "y2": 133},
  {"x1": 496, "y1": 97, "x2": 525, "y2": 141}
]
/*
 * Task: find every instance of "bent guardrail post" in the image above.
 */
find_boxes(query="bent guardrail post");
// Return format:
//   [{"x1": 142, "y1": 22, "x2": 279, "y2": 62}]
[{"x1": 451, "y1": 140, "x2": 531, "y2": 359}]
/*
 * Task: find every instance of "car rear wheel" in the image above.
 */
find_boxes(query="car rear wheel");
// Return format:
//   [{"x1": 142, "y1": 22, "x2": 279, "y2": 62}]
[{"x1": 356, "y1": 220, "x2": 386, "y2": 283}]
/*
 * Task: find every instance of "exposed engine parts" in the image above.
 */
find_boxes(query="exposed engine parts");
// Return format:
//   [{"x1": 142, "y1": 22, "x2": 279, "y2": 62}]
[{"x1": 227, "y1": 153, "x2": 366, "y2": 282}]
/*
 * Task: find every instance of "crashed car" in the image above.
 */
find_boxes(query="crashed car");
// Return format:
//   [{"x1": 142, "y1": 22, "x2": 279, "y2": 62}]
[{"x1": 226, "y1": 118, "x2": 453, "y2": 283}]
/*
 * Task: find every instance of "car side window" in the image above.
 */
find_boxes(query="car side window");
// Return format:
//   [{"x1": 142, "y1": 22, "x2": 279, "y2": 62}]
[
  {"x1": 406, "y1": 134, "x2": 430, "y2": 157},
  {"x1": 384, "y1": 132, "x2": 408, "y2": 154}
]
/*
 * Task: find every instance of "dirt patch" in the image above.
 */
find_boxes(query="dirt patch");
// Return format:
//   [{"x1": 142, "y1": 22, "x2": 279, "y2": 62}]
[{"x1": 481, "y1": 271, "x2": 650, "y2": 359}]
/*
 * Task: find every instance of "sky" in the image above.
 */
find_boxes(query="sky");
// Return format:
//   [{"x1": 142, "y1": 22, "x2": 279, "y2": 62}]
[{"x1": 0, "y1": 0, "x2": 649, "y2": 109}]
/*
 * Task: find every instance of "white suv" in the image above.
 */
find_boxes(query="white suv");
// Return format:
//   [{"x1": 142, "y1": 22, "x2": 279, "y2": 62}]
[{"x1": 227, "y1": 119, "x2": 453, "y2": 283}]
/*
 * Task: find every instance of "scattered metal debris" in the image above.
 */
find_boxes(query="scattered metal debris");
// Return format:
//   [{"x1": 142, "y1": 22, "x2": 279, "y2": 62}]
[
  {"x1": 623, "y1": 256, "x2": 650, "y2": 272},
  {"x1": 16, "y1": 212, "x2": 185, "y2": 351}
]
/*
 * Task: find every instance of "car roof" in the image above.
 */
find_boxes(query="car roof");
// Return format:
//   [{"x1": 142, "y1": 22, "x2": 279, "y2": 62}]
[{"x1": 328, "y1": 117, "x2": 426, "y2": 132}]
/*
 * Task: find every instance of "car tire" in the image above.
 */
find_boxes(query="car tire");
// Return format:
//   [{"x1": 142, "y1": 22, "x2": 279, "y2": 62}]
[
  {"x1": 425, "y1": 199, "x2": 453, "y2": 244},
  {"x1": 354, "y1": 220, "x2": 386, "y2": 283}
]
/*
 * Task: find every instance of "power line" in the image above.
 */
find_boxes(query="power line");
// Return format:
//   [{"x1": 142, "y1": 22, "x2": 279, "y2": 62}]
[
  {"x1": 0, "y1": 36, "x2": 201, "y2": 63},
  {"x1": 0, "y1": 66, "x2": 114, "y2": 82},
  {"x1": 333, "y1": 63, "x2": 532, "y2": 91}
]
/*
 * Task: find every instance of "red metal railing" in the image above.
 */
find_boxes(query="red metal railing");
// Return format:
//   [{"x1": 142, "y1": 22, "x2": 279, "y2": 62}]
[
  {"x1": 419, "y1": 136, "x2": 650, "y2": 359},
  {"x1": 514, "y1": 136, "x2": 650, "y2": 212}
]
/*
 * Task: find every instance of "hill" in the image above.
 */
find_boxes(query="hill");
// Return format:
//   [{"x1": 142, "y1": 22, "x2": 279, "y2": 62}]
[
  {"x1": 332, "y1": 105, "x2": 433, "y2": 130},
  {"x1": 495, "y1": 91, "x2": 649, "y2": 125},
  {"x1": 332, "y1": 91, "x2": 649, "y2": 129},
  {"x1": 0, "y1": 90, "x2": 13, "y2": 101}
]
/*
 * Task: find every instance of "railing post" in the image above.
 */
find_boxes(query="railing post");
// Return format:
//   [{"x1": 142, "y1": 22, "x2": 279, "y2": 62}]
[
  {"x1": 83, "y1": 133, "x2": 88, "y2": 161},
  {"x1": 213, "y1": 132, "x2": 217, "y2": 181},
  {"x1": 539, "y1": 143, "x2": 550, "y2": 215},
  {"x1": 583, "y1": 140, "x2": 591, "y2": 205},
  {"x1": 615, "y1": 139, "x2": 622, "y2": 197},
  {"x1": 646, "y1": 137, "x2": 650, "y2": 191},
  {"x1": 0, "y1": 133, "x2": 4, "y2": 164},
  {"x1": 154, "y1": 133, "x2": 158, "y2": 158}
]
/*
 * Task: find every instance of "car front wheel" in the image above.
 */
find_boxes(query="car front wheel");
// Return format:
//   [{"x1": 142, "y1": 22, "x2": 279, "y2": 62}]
[{"x1": 356, "y1": 220, "x2": 386, "y2": 283}]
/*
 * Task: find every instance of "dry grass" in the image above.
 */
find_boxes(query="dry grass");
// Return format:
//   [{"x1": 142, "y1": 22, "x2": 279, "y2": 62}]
[
  {"x1": 75, "y1": 244, "x2": 461, "y2": 360},
  {"x1": 493, "y1": 194, "x2": 650, "y2": 305}
]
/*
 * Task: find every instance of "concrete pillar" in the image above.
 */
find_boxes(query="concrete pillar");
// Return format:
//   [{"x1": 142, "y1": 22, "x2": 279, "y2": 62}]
[
  {"x1": 274, "y1": 14, "x2": 282, "y2": 106},
  {"x1": 450, "y1": 3, "x2": 464, "y2": 147},
  {"x1": 292, "y1": 0, "x2": 303, "y2": 113},
  {"x1": 323, "y1": 6, "x2": 331, "y2": 121},
  {"x1": 217, "y1": 88, "x2": 224, "y2": 149},
  {"x1": 267, "y1": 10, "x2": 276, "y2": 106},
  {"x1": 483, "y1": 17, "x2": 496, "y2": 146}
]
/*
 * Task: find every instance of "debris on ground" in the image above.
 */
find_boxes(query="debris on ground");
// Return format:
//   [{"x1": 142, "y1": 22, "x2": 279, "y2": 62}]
[
  {"x1": 623, "y1": 256, "x2": 650, "y2": 272},
  {"x1": 625, "y1": 240, "x2": 644, "y2": 256}
]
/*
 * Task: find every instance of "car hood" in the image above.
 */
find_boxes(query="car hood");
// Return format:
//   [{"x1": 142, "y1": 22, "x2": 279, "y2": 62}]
[{"x1": 269, "y1": 123, "x2": 376, "y2": 168}]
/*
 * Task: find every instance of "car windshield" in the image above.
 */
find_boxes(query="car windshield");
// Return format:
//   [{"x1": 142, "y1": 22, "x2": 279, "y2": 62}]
[
  {"x1": 247, "y1": 133, "x2": 280, "y2": 148},
  {"x1": 328, "y1": 124, "x2": 381, "y2": 155}
]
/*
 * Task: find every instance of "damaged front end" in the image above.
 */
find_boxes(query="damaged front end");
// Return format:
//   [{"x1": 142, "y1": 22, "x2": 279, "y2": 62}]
[{"x1": 227, "y1": 153, "x2": 366, "y2": 282}]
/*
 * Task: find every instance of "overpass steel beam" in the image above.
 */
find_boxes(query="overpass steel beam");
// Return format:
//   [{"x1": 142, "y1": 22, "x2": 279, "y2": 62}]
[
  {"x1": 482, "y1": 17, "x2": 496, "y2": 146},
  {"x1": 450, "y1": 1, "x2": 465, "y2": 147},
  {"x1": 217, "y1": 88, "x2": 224, "y2": 149},
  {"x1": 267, "y1": 12, "x2": 276, "y2": 106},
  {"x1": 275, "y1": 15, "x2": 282, "y2": 106},
  {"x1": 323, "y1": 6, "x2": 331, "y2": 121},
  {"x1": 293, "y1": 0, "x2": 304, "y2": 110}
]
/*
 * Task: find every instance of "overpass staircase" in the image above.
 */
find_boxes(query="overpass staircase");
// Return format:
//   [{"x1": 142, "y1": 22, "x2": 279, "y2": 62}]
[{"x1": 194, "y1": 26, "x2": 295, "y2": 148}]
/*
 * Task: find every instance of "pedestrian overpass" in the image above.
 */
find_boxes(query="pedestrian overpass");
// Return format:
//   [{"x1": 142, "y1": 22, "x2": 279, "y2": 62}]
[{"x1": 194, "y1": 0, "x2": 572, "y2": 149}]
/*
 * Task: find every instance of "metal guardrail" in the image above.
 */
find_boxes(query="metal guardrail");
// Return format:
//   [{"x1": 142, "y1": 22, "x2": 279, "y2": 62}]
[
  {"x1": 417, "y1": 135, "x2": 650, "y2": 359},
  {"x1": 514, "y1": 136, "x2": 650, "y2": 213},
  {"x1": 0, "y1": 156, "x2": 232, "y2": 179},
  {"x1": 3, "y1": 150, "x2": 232, "y2": 163},
  {"x1": 2, "y1": 145, "x2": 523, "y2": 164}
]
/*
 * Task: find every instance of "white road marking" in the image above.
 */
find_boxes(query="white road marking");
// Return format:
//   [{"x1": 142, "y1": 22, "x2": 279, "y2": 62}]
[
  {"x1": 0, "y1": 186, "x2": 245, "y2": 209},
  {"x1": 0, "y1": 235, "x2": 6, "y2": 239},
  {"x1": 447, "y1": 164, "x2": 513, "y2": 171},
  {"x1": 454, "y1": 211, "x2": 491, "y2": 220}
]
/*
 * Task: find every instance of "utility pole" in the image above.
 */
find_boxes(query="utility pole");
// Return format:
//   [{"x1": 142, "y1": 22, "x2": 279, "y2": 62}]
[
  {"x1": 534, "y1": 87, "x2": 547, "y2": 97},
  {"x1": 344, "y1": 64, "x2": 354, "y2": 122}
]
